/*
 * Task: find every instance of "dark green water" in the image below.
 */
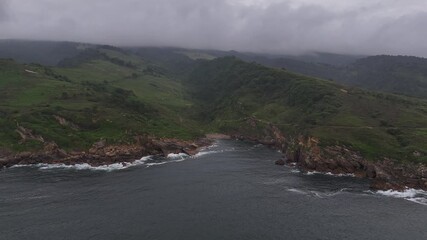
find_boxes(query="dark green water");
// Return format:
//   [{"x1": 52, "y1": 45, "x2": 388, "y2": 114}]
[{"x1": 1, "y1": 140, "x2": 426, "y2": 240}]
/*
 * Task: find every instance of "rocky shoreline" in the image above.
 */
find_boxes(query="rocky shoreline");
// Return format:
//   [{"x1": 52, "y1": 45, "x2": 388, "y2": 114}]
[
  {"x1": 231, "y1": 121, "x2": 427, "y2": 192},
  {"x1": 282, "y1": 141, "x2": 427, "y2": 191},
  {"x1": 0, "y1": 136, "x2": 213, "y2": 169},
  {"x1": 2, "y1": 129, "x2": 426, "y2": 192}
]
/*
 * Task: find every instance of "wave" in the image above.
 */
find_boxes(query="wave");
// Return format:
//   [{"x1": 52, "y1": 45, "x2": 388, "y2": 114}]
[
  {"x1": 148, "y1": 148, "x2": 223, "y2": 165},
  {"x1": 192, "y1": 150, "x2": 221, "y2": 158},
  {"x1": 287, "y1": 188, "x2": 307, "y2": 195},
  {"x1": 310, "y1": 189, "x2": 348, "y2": 198},
  {"x1": 9, "y1": 149, "x2": 218, "y2": 172},
  {"x1": 11, "y1": 156, "x2": 153, "y2": 172},
  {"x1": 374, "y1": 188, "x2": 427, "y2": 206},
  {"x1": 191, "y1": 146, "x2": 236, "y2": 158},
  {"x1": 286, "y1": 187, "x2": 347, "y2": 198},
  {"x1": 9, "y1": 142, "x2": 226, "y2": 172},
  {"x1": 10, "y1": 150, "x2": 210, "y2": 172},
  {"x1": 167, "y1": 153, "x2": 189, "y2": 159},
  {"x1": 305, "y1": 171, "x2": 355, "y2": 177},
  {"x1": 205, "y1": 143, "x2": 219, "y2": 149}
]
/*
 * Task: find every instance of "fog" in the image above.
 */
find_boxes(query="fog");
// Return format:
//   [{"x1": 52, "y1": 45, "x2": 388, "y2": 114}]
[{"x1": 1, "y1": 0, "x2": 427, "y2": 56}]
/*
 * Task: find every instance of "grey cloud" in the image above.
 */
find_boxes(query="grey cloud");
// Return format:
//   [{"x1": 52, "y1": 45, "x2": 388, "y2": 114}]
[
  {"x1": 0, "y1": 0, "x2": 9, "y2": 22},
  {"x1": 1, "y1": 0, "x2": 427, "y2": 56},
  {"x1": 370, "y1": 12, "x2": 427, "y2": 56}
]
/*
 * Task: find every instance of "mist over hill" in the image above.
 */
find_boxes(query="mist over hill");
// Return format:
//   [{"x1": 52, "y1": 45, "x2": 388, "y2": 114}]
[
  {"x1": 1, "y1": 43, "x2": 426, "y2": 162},
  {"x1": 2, "y1": 1, "x2": 427, "y2": 237}
]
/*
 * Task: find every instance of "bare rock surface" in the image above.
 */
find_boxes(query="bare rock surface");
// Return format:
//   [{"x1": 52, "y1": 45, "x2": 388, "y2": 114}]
[{"x1": 1, "y1": 137, "x2": 213, "y2": 169}]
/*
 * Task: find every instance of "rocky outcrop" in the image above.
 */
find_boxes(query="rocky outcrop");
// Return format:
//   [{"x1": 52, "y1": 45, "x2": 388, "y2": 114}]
[
  {"x1": 275, "y1": 159, "x2": 285, "y2": 166},
  {"x1": 54, "y1": 115, "x2": 79, "y2": 130},
  {"x1": 368, "y1": 161, "x2": 427, "y2": 191},
  {"x1": 0, "y1": 137, "x2": 213, "y2": 169},
  {"x1": 15, "y1": 125, "x2": 44, "y2": 143},
  {"x1": 205, "y1": 133, "x2": 231, "y2": 140},
  {"x1": 283, "y1": 137, "x2": 427, "y2": 191},
  {"x1": 231, "y1": 118, "x2": 427, "y2": 191}
]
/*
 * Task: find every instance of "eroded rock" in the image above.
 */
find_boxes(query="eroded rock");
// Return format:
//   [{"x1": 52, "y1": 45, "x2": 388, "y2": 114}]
[
  {"x1": 275, "y1": 159, "x2": 285, "y2": 166},
  {"x1": 1, "y1": 137, "x2": 213, "y2": 169}
]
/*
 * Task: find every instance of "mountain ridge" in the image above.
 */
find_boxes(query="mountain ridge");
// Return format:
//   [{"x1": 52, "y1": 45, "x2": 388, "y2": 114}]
[{"x1": 1, "y1": 44, "x2": 427, "y2": 190}]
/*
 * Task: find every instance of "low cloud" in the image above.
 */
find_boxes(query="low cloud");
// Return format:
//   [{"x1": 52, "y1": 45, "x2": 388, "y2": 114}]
[
  {"x1": 1, "y1": 0, "x2": 427, "y2": 56},
  {"x1": 0, "y1": 0, "x2": 9, "y2": 22}
]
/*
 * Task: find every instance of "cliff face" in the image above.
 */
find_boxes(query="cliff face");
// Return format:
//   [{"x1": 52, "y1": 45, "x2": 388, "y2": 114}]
[
  {"x1": 288, "y1": 137, "x2": 427, "y2": 191},
  {"x1": 233, "y1": 119, "x2": 427, "y2": 191}
]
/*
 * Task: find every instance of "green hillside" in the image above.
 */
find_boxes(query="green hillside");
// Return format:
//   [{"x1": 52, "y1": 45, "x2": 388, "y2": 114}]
[
  {"x1": 233, "y1": 53, "x2": 427, "y2": 99},
  {"x1": 339, "y1": 55, "x2": 427, "y2": 98},
  {"x1": 0, "y1": 48, "x2": 203, "y2": 153},
  {"x1": 186, "y1": 57, "x2": 427, "y2": 163},
  {"x1": 1, "y1": 47, "x2": 427, "y2": 165}
]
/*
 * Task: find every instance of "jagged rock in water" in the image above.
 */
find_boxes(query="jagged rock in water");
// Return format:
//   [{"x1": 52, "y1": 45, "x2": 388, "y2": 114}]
[{"x1": 275, "y1": 159, "x2": 285, "y2": 166}]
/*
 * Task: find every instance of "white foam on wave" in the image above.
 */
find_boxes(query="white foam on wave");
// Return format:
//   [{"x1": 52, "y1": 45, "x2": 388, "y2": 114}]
[
  {"x1": 9, "y1": 142, "x2": 228, "y2": 172},
  {"x1": 311, "y1": 191, "x2": 326, "y2": 198},
  {"x1": 326, "y1": 172, "x2": 355, "y2": 177},
  {"x1": 374, "y1": 188, "x2": 427, "y2": 206},
  {"x1": 287, "y1": 188, "x2": 307, "y2": 195},
  {"x1": 9, "y1": 147, "x2": 219, "y2": 172},
  {"x1": 192, "y1": 150, "x2": 221, "y2": 158},
  {"x1": 376, "y1": 189, "x2": 421, "y2": 198},
  {"x1": 167, "y1": 153, "x2": 189, "y2": 159},
  {"x1": 286, "y1": 188, "x2": 347, "y2": 198},
  {"x1": 376, "y1": 188, "x2": 427, "y2": 204},
  {"x1": 305, "y1": 171, "x2": 355, "y2": 177},
  {"x1": 10, "y1": 164, "x2": 29, "y2": 169},
  {"x1": 406, "y1": 197, "x2": 427, "y2": 206},
  {"x1": 147, "y1": 158, "x2": 187, "y2": 167},
  {"x1": 206, "y1": 143, "x2": 219, "y2": 149},
  {"x1": 10, "y1": 156, "x2": 153, "y2": 172},
  {"x1": 310, "y1": 189, "x2": 347, "y2": 198}
]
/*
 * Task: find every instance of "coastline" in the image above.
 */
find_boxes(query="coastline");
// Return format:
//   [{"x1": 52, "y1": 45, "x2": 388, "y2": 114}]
[
  {"x1": 232, "y1": 134, "x2": 427, "y2": 192},
  {"x1": 0, "y1": 137, "x2": 213, "y2": 169},
  {"x1": 2, "y1": 131, "x2": 426, "y2": 193}
]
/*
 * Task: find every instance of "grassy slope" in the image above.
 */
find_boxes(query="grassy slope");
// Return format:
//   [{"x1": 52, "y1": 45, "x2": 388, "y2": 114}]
[
  {"x1": 2, "y1": 48, "x2": 427, "y2": 165},
  {"x1": 186, "y1": 57, "x2": 427, "y2": 163},
  {"x1": 0, "y1": 48, "x2": 203, "y2": 152},
  {"x1": 56, "y1": 48, "x2": 203, "y2": 139},
  {"x1": 233, "y1": 54, "x2": 427, "y2": 99},
  {"x1": 339, "y1": 55, "x2": 427, "y2": 99}
]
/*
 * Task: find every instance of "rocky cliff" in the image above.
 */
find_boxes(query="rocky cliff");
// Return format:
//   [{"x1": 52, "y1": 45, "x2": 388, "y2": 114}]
[
  {"x1": 233, "y1": 117, "x2": 427, "y2": 191},
  {"x1": 0, "y1": 137, "x2": 212, "y2": 168}
]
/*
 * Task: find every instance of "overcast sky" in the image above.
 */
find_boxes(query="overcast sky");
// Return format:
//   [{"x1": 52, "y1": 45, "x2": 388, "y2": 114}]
[{"x1": 1, "y1": 0, "x2": 426, "y2": 56}]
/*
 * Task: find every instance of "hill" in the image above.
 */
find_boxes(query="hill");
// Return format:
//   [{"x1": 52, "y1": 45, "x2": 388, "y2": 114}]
[
  {"x1": 1, "y1": 46, "x2": 427, "y2": 190},
  {"x1": 0, "y1": 40, "x2": 90, "y2": 66},
  {"x1": 186, "y1": 57, "x2": 427, "y2": 163},
  {"x1": 185, "y1": 57, "x2": 427, "y2": 189},
  {"x1": 229, "y1": 53, "x2": 427, "y2": 99},
  {"x1": 2, "y1": 48, "x2": 427, "y2": 163},
  {"x1": 0, "y1": 47, "x2": 202, "y2": 154},
  {"x1": 2, "y1": 40, "x2": 426, "y2": 100},
  {"x1": 338, "y1": 55, "x2": 427, "y2": 98}
]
